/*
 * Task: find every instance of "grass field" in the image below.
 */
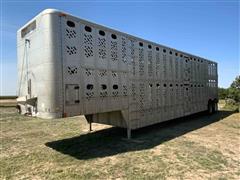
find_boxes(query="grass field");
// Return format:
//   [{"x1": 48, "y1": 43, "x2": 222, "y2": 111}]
[{"x1": 0, "y1": 102, "x2": 239, "y2": 179}]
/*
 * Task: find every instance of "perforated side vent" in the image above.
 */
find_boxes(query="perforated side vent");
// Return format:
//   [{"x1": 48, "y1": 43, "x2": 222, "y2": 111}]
[
  {"x1": 130, "y1": 40, "x2": 136, "y2": 75},
  {"x1": 112, "y1": 71, "x2": 118, "y2": 78},
  {"x1": 110, "y1": 41, "x2": 118, "y2": 61},
  {"x1": 169, "y1": 56, "x2": 173, "y2": 78},
  {"x1": 139, "y1": 83, "x2": 145, "y2": 109},
  {"x1": 99, "y1": 70, "x2": 107, "y2": 77},
  {"x1": 112, "y1": 91, "x2": 118, "y2": 97},
  {"x1": 98, "y1": 37, "x2": 106, "y2": 59},
  {"x1": 67, "y1": 66, "x2": 77, "y2": 75},
  {"x1": 131, "y1": 83, "x2": 136, "y2": 100},
  {"x1": 85, "y1": 81, "x2": 94, "y2": 100},
  {"x1": 66, "y1": 29, "x2": 76, "y2": 39},
  {"x1": 130, "y1": 40, "x2": 135, "y2": 57},
  {"x1": 156, "y1": 51, "x2": 160, "y2": 76},
  {"x1": 66, "y1": 46, "x2": 77, "y2": 55},
  {"x1": 112, "y1": 83, "x2": 119, "y2": 97},
  {"x1": 175, "y1": 59, "x2": 179, "y2": 79},
  {"x1": 163, "y1": 54, "x2": 167, "y2": 78},
  {"x1": 148, "y1": 51, "x2": 153, "y2": 77},
  {"x1": 67, "y1": 21, "x2": 75, "y2": 28},
  {"x1": 100, "y1": 91, "x2": 107, "y2": 97},
  {"x1": 84, "y1": 34, "x2": 93, "y2": 58},
  {"x1": 86, "y1": 92, "x2": 94, "y2": 100},
  {"x1": 121, "y1": 38, "x2": 127, "y2": 63},
  {"x1": 139, "y1": 48, "x2": 144, "y2": 76},
  {"x1": 85, "y1": 68, "x2": 93, "y2": 76},
  {"x1": 100, "y1": 83, "x2": 107, "y2": 98},
  {"x1": 123, "y1": 85, "x2": 127, "y2": 96},
  {"x1": 156, "y1": 52, "x2": 160, "y2": 65}
]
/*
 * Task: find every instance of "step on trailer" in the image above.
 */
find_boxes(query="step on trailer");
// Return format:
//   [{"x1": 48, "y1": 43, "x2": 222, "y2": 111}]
[{"x1": 17, "y1": 9, "x2": 218, "y2": 138}]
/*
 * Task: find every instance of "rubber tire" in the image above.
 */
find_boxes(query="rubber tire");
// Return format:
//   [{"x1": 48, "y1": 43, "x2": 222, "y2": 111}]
[
  {"x1": 208, "y1": 102, "x2": 213, "y2": 115},
  {"x1": 212, "y1": 102, "x2": 218, "y2": 113}
]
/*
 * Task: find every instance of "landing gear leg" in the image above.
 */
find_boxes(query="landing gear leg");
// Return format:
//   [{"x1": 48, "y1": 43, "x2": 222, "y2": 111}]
[
  {"x1": 89, "y1": 122, "x2": 92, "y2": 132},
  {"x1": 85, "y1": 115, "x2": 93, "y2": 132}
]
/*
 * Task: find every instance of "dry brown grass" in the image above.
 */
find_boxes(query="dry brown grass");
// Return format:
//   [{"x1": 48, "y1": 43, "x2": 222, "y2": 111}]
[
  {"x1": 0, "y1": 99, "x2": 16, "y2": 107},
  {"x1": 0, "y1": 101, "x2": 239, "y2": 179}
]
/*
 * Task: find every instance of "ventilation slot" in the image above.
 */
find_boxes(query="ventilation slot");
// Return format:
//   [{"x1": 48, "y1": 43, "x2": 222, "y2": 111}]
[
  {"x1": 131, "y1": 83, "x2": 136, "y2": 100},
  {"x1": 99, "y1": 70, "x2": 107, "y2": 77},
  {"x1": 86, "y1": 84, "x2": 94, "y2": 90},
  {"x1": 112, "y1": 84, "x2": 119, "y2": 97},
  {"x1": 100, "y1": 91, "x2": 107, "y2": 97},
  {"x1": 101, "y1": 84, "x2": 107, "y2": 90},
  {"x1": 139, "y1": 48, "x2": 144, "y2": 76},
  {"x1": 100, "y1": 84, "x2": 107, "y2": 98},
  {"x1": 163, "y1": 54, "x2": 167, "y2": 78},
  {"x1": 112, "y1": 91, "x2": 118, "y2": 97},
  {"x1": 121, "y1": 37, "x2": 127, "y2": 63},
  {"x1": 66, "y1": 20, "x2": 75, "y2": 28},
  {"x1": 123, "y1": 85, "x2": 127, "y2": 96},
  {"x1": 112, "y1": 71, "x2": 117, "y2": 78},
  {"x1": 148, "y1": 51, "x2": 153, "y2": 77},
  {"x1": 84, "y1": 26, "x2": 92, "y2": 32},
  {"x1": 85, "y1": 68, "x2": 93, "y2": 76},
  {"x1": 86, "y1": 92, "x2": 94, "y2": 100},
  {"x1": 67, "y1": 66, "x2": 77, "y2": 75},
  {"x1": 113, "y1": 84, "x2": 118, "y2": 90},
  {"x1": 139, "y1": 83, "x2": 145, "y2": 109},
  {"x1": 130, "y1": 40, "x2": 136, "y2": 75},
  {"x1": 156, "y1": 51, "x2": 160, "y2": 76},
  {"x1": 98, "y1": 38, "x2": 106, "y2": 59},
  {"x1": 84, "y1": 34, "x2": 93, "y2": 58},
  {"x1": 66, "y1": 46, "x2": 77, "y2": 55},
  {"x1": 111, "y1": 34, "x2": 117, "y2": 39},
  {"x1": 99, "y1": 30, "x2": 105, "y2": 36},
  {"x1": 86, "y1": 83, "x2": 94, "y2": 100},
  {"x1": 110, "y1": 41, "x2": 118, "y2": 61},
  {"x1": 66, "y1": 29, "x2": 76, "y2": 39}
]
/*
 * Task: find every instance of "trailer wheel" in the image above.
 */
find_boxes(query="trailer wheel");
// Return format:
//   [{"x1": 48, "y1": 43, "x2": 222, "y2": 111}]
[
  {"x1": 208, "y1": 101, "x2": 213, "y2": 114},
  {"x1": 213, "y1": 101, "x2": 218, "y2": 113}
]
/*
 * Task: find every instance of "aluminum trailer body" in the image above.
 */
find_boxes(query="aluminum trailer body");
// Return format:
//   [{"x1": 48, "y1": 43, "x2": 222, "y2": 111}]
[{"x1": 17, "y1": 9, "x2": 218, "y2": 138}]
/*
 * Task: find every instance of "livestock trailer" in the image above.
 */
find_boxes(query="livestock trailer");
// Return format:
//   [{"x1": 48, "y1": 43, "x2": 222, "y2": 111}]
[{"x1": 17, "y1": 9, "x2": 218, "y2": 138}]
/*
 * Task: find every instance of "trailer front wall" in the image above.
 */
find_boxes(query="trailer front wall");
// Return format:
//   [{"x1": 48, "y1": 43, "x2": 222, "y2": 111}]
[{"x1": 17, "y1": 11, "x2": 64, "y2": 118}]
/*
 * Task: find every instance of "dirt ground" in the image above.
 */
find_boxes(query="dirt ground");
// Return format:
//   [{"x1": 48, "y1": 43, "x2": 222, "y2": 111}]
[
  {"x1": 0, "y1": 102, "x2": 239, "y2": 179},
  {"x1": 0, "y1": 99, "x2": 16, "y2": 107}
]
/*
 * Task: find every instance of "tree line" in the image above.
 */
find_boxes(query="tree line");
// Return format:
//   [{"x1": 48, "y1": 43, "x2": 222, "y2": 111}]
[{"x1": 218, "y1": 75, "x2": 240, "y2": 102}]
